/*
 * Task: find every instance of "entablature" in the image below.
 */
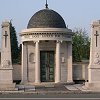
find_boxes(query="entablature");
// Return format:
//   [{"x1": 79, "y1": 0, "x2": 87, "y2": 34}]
[{"x1": 20, "y1": 28, "x2": 73, "y2": 42}]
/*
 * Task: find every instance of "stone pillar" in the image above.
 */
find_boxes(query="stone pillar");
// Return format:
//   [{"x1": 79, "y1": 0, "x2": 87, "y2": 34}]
[
  {"x1": 67, "y1": 42, "x2": 73, "y2": 83},
  {"x1": 85, "y1": 20, "x2": 100, "y2": 90},
  {"x1": 21, "y1": 42, "x2": 28, "y2": 83},
  {"x1": 55, "y1": 41, "x2": 61, "y2": 83},
  {"x1": 35, "y1": 41, "x2": 40, "y2": 83},
  {"x1": 0, "y1": 21, "x2": 15, "y2": 90}
]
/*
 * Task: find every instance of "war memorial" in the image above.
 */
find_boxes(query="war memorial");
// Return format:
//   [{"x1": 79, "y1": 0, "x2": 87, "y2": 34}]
[{"x1": 0, "y1": 1, "x2": 100, "y2": 98}]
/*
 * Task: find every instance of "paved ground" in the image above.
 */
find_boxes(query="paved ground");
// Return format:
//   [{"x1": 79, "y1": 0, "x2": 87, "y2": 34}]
[
  {"x1": 15, "y1": 84, "x2": 84, "y2": 94},
  {"x1": 1, "y1": 84, "x2": 99, "y2": 93},
  {"x1": 26, "y1": 84, "x2": 94, "y2": 93},
  {"x1": 0, "y1": 84, "x2": 100, "y2": 99},
  {"x1": 64, "y1": 84, "x2": 91, "y2": 92},
  {"x1": 0, "y1": 93, "x2": 100, "y2": 98}
]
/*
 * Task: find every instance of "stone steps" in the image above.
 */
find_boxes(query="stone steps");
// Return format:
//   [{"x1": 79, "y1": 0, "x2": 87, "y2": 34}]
[{"x1": 16, "y1": 85, "x2": 35, "y2": 91}]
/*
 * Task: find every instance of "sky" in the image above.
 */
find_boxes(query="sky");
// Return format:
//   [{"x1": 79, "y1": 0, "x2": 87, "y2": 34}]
[{"x1": 0, "y1": 0, "x2": 100, "y2": 43}]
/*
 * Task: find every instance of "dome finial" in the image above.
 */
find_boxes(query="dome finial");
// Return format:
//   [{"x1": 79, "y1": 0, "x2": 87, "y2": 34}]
[{"x1": 45, "y1": 0, "x2": 48, "y2": 9}]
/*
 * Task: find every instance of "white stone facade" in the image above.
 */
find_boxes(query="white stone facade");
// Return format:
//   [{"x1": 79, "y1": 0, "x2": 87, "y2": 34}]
[{"x1": 20, "y1": 28, "x2": 73, "y2": 84}]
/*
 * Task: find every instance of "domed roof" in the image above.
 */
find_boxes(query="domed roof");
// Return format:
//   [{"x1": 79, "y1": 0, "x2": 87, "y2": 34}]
[{"x1": 27, "y1": 9, "x2": 66, "y2": 28}]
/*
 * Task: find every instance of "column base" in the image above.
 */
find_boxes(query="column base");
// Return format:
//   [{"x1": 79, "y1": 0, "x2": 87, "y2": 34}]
[
  {"x1": 20, "y1": 81, "x2": 28, "y2": 85},
  {"x1": 67, "y1": 80, "x2": 73, "y2": 82},
  {"x1": 67, "y1": 81, "x2": 74, "y2": 85},
  {"x1": 55, "y1": 80, "x2": 60, "y2": 83},
  {"x1": 35, "y1": 81, "x2": 40, "y2": 84}
]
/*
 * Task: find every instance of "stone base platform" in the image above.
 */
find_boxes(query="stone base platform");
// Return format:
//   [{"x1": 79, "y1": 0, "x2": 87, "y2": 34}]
[
  {"x1": 21, "y1": 82, "x2": 74, "y2": 87},
  {"x1": 85, "y1": 82, "x2": 100, "y2": 91},
  {"x1": 0, "y1": 83, "x2": 15, "y2": 90}
]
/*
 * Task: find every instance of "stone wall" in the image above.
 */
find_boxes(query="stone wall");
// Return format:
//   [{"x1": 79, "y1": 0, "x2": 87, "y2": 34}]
[
  {"x1": 12, "y1": 63, "x2": 89, "y2": 82},
  {"x1": 73, "y1": 62, "x2": 89, "y2": 82},
  {"x1": 13, "y1": 64, "x2": 21, "y2": 81}
]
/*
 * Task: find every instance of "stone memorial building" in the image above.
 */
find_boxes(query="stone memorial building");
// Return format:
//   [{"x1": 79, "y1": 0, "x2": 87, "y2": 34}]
[
  {"x1": 2, "y1": 1, "x2": 100, "y2": 91},
  {"x1": 20, "y1": 4, "x2": 73, "y2": 84}
]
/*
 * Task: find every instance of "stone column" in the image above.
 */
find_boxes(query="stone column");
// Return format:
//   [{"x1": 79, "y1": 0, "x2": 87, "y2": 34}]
[
  {"x1": 22, "y1": 42, "x2": 28, "y2": 83},
  {"x1": 35, "y1": 41, "x2": 40, "y2": 83},
  {"x1": 67, "y1": 42, "x2": 73, "y2": 83},
  {"x1": 55, "y1": 41, "x2": 61, "y2": 83}
]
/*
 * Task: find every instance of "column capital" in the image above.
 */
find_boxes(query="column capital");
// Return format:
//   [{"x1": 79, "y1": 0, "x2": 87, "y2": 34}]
[
  {"x1": 22, "y1": 41, "x2": 25, "y2": 45},
  {"x1": 34, "y1": 41, "x2": 40, "y2": 43},
  {"x1": 56, "y1": 40, "x2": 63, "y2": 43},
  {"x1": 22, "y1": 41, "x2": 28, "y2": 44}
]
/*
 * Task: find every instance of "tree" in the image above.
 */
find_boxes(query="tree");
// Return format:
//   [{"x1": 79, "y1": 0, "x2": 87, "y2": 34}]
[
  {"x1": 10, "y1": 22, "x2": 19, "y2": 64},
  {"x1": 72, "y1": 28, "x2": 90, "y2": 62}
]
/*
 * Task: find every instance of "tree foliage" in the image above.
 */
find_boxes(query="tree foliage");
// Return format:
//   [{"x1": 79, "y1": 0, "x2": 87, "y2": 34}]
[
  {"x1": 72, "y1": 28, "x2": 90, "y2": 62},
  {"x1": 10, "y1": 22, "x2": 19, "y2": 64}
]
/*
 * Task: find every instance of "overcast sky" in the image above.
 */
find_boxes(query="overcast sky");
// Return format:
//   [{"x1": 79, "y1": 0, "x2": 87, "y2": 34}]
[{"x1": 0, "y1": 0, "x2": 100, "y2": 43}]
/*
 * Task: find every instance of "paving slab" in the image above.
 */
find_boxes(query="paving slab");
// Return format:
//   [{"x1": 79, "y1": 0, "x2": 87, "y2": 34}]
[{"x1": 64, "y1": 85, "x2": 79, "y2": 91}]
